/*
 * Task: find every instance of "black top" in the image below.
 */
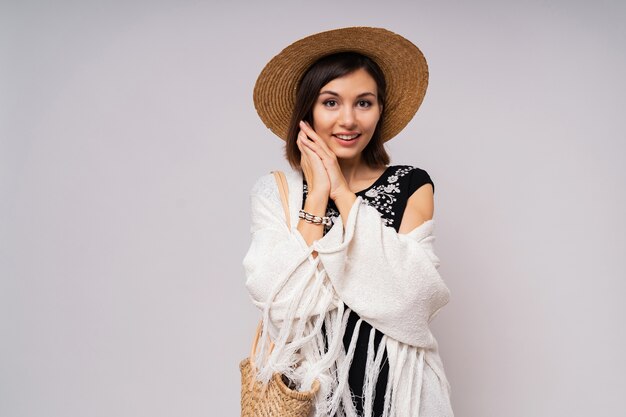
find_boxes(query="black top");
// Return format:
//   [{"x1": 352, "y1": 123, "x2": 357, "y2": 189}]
[{"x1": 302, "y1": 164, "x2": 434, "y2": 416}]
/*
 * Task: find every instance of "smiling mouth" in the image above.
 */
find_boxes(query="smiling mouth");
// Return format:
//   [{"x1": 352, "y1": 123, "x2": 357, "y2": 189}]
[{"x1": 333, "y1": 133, "x2": 361, "y2": 141}]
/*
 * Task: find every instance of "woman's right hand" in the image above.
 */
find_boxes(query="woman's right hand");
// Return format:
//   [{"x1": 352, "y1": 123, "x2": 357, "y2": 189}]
[{"x1": 297, "y1": 128, "x2": 330, "y2": 197}]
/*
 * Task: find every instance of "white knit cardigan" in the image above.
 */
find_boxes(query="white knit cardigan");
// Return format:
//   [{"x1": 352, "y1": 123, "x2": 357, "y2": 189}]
[{"x1": 243, "y1": 170, "x2": 454, "y2": 417}]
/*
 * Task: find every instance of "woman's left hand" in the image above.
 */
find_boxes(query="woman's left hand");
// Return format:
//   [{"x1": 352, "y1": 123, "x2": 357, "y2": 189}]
[{"x1": 298, "y1": 120, "x2": 350, "y2": 201}]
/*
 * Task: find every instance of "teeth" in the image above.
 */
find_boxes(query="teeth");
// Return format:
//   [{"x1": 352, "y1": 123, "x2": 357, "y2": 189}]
[{"x1": 336, "y1": 134, "x2": 359, "y2": 140}]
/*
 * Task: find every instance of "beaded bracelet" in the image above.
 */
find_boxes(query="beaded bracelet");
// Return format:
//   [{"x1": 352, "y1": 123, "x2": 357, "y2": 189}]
[{"x1": 298, "y1": 209, "x2": 332, "y2": 226}]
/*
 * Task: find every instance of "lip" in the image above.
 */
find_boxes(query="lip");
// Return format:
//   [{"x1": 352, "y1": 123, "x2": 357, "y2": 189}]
[{"x1": 333, "y1": 133, "x2": 361, "y2": 146}]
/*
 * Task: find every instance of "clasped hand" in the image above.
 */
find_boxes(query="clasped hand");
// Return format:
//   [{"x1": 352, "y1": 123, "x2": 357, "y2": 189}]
[{"x1": 296, "y1": 120, "x2": 351, "y2": 201}]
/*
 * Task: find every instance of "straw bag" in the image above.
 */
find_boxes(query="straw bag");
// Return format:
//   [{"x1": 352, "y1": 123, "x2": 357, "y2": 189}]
[{"x1": 239, "y1": 170, "x2": 320, "y2": 417}]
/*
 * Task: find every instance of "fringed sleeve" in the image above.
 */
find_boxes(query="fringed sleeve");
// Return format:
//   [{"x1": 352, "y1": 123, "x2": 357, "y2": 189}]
[
  {"x1": 241, "y1": 173, "x2": 342, "y2": 393},
  {"x1": 242, "y1": 173, "x2": 336, "y2": 321},
  {"x1": 312, "y1": 195, "x2": 451, "y2": 349}
]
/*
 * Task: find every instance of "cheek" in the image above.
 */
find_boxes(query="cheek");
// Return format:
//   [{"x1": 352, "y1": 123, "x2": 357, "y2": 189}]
[
  {"x1": 364, "y1": 112, "x2": 381, "y2": 131},
  {"x1": 312, "y1": 108, "x2": 333, "y2": 132}
]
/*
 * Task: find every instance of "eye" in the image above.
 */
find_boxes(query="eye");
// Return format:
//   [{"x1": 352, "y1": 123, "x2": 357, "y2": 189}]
[
  {"x1": 323, "y1": 99, "x2": 338, "y2": 108},
  {"x1": 357, "y1": 100, "x2": 372, "y2": 108}
]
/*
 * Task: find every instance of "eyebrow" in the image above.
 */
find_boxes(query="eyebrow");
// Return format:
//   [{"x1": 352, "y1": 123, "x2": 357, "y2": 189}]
[{"x1": 318, "y1": 90, "x2": 377, "y2": 98}]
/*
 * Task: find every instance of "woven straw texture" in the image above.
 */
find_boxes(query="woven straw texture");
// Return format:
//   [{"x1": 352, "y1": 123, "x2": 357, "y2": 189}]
[
  {"x1": 239, "y1": 357, "x2": 320, "y2": 417},
  {"x1": 253, "y1": 26, "x2": 429, "y2": 143}
]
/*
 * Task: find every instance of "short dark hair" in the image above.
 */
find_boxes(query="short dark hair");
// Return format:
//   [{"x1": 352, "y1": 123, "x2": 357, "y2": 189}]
[{"x1": 284, "y1": 52, "x2": 390, "y2": 172}]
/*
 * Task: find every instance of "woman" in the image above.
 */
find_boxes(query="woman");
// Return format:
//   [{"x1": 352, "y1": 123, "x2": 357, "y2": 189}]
[{"x1": 244, "y1": 27, "x2": 453, "y2": 417}]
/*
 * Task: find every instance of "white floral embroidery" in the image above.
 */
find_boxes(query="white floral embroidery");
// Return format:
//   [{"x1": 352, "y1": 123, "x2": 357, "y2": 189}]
[
  {"x1": 304, "y1": 165, "x2": 416, "y2": 230},
  {"x1": 358, "y1": 166, "x2": 414, "y2": 227}
]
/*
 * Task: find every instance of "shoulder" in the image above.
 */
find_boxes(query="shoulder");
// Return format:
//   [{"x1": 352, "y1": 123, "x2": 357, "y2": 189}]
[
  {"x1": 249, "y1": 172, "x2": 280, "y2": 202},
  {"x1": 404, "y1": 165, "x2": 435, "y2": 195},
  {"x1": 387, "y1": 165, "x2": 431, "y2": 177},
  {"x1": 386, "y1": 164, "x2": 434, "y2": 190},
  {"x1": 399, "y1": 166, "x2": 435, "y2": 230},
  {"x1": 249, "y1": 170, "x2": 303, "y2": 208}
]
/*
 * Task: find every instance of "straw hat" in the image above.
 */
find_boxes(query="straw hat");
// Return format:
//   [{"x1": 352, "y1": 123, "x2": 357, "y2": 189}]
[{"x1": 253, "y1": 26, "x2": 429, "y2": 143}]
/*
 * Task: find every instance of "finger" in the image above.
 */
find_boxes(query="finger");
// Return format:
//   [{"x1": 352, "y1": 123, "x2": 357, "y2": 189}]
[
  {"x1": 298, "y1": 133, "x2": 313, "y2": 150},
  {"x1": 300, "y1": 121, "x2": 327, "y2": 146},
  {"x1": 300, "y1": 138, "x2": 321, "y2": 160},
  {"x1": 298, "y1": 136, "x2": 319, "y2": 167},
  {"x1": 298, "y1": 127, "x2": 322, "y2": 151},
  {"x1": 298, "y1": 127, "x2": 315, "y2": 144},
  {"x1": 297, "y1": 137, "x2": 309, "y2": 163},
  {"x1": 297, "y1": 140, "x2": 312, "y2": 176},
  {"x1": 300, "y1": 142, "x2": 327, "y2": 175},
  {"x1": 300, "y1": 134, "x2": 334, "y2": 169},
  {"x1": 302, "y1": 139, "x2": 330, "y2": 163},
  {"x1": 298, "y1": 131, "x2": 312, "y2": 144},
  {"x1": 299, "y1": 121, "x2": 336, "y2": 158},
  {"x1": 298, "y1": 130, "x2": 325, "y2": 158},
  {"x1": 299, "y1": 121, "x2": 320, "y2": 142}
]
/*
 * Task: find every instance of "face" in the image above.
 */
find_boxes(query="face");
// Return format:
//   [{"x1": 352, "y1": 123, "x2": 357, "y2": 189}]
[{"x1": 311, "y1": 68, "x2": 383, "y2": 162}]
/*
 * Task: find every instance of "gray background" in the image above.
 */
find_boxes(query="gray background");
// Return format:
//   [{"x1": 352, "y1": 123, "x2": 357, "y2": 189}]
[{"x1": 1, "y1": 1, "x2": 625, "y2": 416}]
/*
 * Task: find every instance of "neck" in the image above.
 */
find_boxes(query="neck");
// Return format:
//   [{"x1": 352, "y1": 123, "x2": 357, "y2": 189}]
[{"x1": 338, "y1": 155, "x2": 366, "y2": 185}]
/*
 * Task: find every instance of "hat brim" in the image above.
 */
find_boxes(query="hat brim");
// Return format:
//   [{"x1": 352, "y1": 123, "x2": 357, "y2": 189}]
[{"x1": 253, "y1": 26, "x2": 429, "y2": 143}]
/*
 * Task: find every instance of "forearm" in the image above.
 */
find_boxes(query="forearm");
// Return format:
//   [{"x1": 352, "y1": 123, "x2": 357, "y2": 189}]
[
  {"x1": 297, "y1": 191, "x2": 329, "y2": 257},
  {"x1": 332, "y1": 187, "x2": 357, "y2": 228}
]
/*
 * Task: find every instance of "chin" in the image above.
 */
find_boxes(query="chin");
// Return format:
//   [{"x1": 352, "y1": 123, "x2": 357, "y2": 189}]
[{"x1": 334, "y1": 149, "x2": 363, "y2": 160}]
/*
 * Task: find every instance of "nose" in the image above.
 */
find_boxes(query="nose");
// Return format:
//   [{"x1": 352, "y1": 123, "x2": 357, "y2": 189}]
[{"x1": 339, "y1": 106, "x2": 357, "y2": 128}]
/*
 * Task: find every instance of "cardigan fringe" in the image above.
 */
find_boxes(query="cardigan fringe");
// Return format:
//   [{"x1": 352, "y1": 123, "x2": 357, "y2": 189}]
[{"x1": 243, "y1": 170, "x2": 454, "y2": 417}]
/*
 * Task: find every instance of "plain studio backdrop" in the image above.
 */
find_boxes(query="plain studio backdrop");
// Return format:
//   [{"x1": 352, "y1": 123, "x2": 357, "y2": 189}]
[{"x1": 1, "y1": 1, "x2": 625, "y2": 416}]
